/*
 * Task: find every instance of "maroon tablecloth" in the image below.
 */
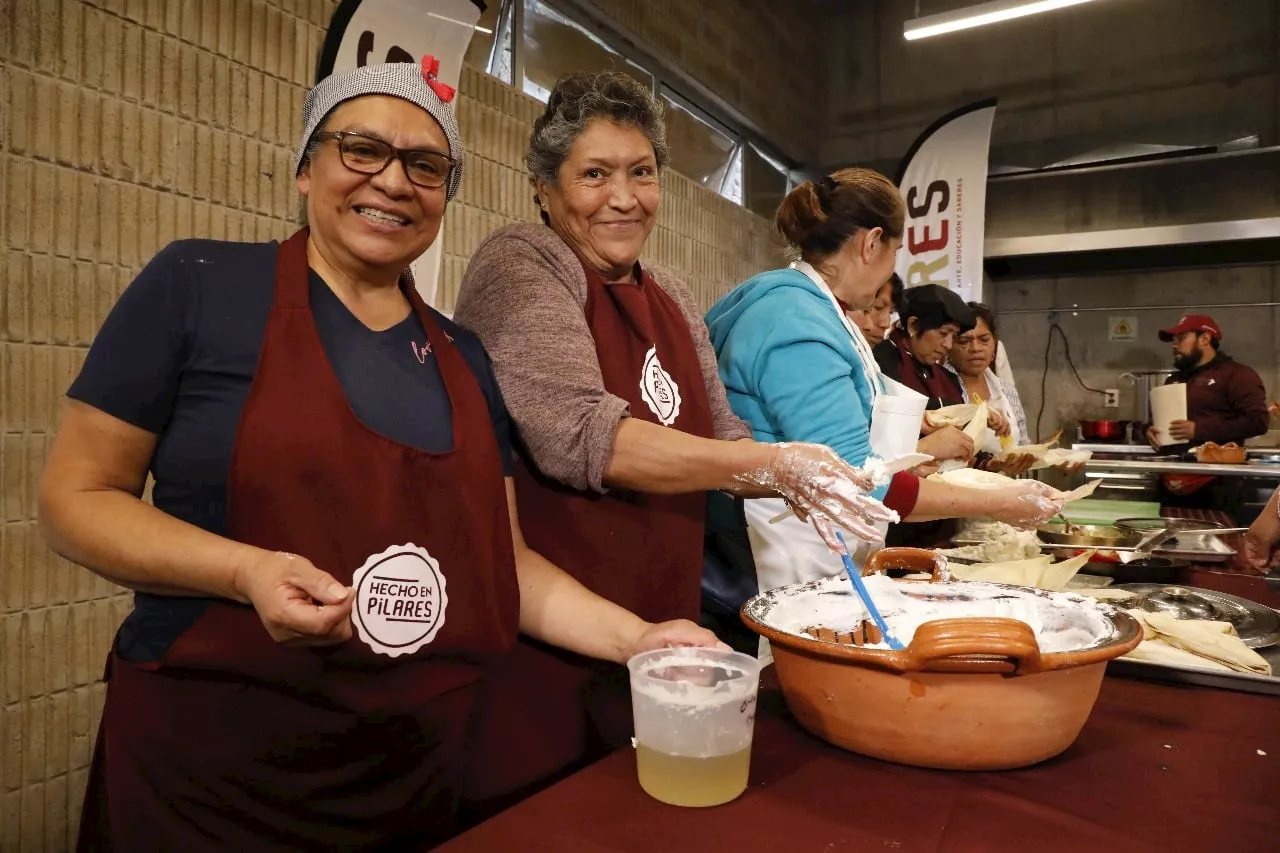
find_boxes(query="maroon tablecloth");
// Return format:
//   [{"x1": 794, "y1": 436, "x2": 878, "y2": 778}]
[
  {"x1": 442, "y1": 677, "x2": 1278, "y2": 852},
  {"x1": 443, "y1": 573, "x2": 1280, "y2": 853}
]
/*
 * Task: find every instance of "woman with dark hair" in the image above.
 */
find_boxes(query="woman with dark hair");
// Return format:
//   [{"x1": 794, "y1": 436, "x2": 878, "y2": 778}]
[
  {"x1": 949, "y1": 303, "x2": 1029, "y2": 443},
  {"x1": 706, "y1": 169, "x2": 1063, "y2": 590},
  {"x1": 946, "y1": 302, "x2": 1038, "y2": 475},
  {"x1": 847, "y1": 272, "x2": 901, "y2": 346},
  {"x1": 875, "y1": 285, "x2": 971, "y2": 409},
  {"x1": 452, "y1": 72, "x2": 892, "y2": 815}
]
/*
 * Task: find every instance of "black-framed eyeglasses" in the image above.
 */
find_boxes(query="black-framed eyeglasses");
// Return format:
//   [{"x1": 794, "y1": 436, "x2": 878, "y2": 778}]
[{"x1": 315, "y1": 131, "x2": 455, "y2": 189}]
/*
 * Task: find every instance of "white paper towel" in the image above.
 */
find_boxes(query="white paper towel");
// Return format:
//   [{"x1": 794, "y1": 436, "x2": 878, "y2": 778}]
[{"x1": 1149, "y1": 383, "x2": 1187, "y2": 446}]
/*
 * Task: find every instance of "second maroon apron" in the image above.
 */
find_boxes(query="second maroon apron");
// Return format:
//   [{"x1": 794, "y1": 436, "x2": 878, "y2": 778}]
[
  {"x1": 78, "y1": 230, "x2": 519, "y2": 851},
  {"x1": 462, "y1": 261, "x2": 717, "y2": 816}
]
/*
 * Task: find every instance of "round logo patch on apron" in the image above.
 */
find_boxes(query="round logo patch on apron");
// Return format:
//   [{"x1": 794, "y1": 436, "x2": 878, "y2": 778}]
[
  {"x1": 351, "y1": 544, "x2": 449, "y2": 657},
  {"x1": 640, "y1": 345, "x2": 682, "y2": 426}
]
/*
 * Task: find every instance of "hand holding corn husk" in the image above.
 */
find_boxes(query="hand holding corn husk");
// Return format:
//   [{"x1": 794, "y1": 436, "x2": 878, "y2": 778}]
[{"x1": 934, "y1": 402, "x2": 992, "y2": 473}]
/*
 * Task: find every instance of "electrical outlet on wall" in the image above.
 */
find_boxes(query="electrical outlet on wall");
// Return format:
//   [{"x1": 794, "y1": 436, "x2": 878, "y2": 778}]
[{"x1": 1104, "y1": 389, "x2": 1119, "y2": 408}]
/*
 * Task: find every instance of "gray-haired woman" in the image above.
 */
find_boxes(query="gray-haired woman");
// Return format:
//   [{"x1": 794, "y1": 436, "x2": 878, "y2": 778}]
[{"x1": 453, "y1": 71, "x2": 894, "y2": 814}]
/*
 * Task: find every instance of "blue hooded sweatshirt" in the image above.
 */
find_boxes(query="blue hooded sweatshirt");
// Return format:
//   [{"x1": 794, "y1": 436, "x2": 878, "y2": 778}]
[{"x1": 705, "y1": 267, "x2": 890, "y2": 501}]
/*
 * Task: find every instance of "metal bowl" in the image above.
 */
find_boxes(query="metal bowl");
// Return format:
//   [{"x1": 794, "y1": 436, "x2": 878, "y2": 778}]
[{"x1": 1037, "y1": 523, "x2": 1142, "y2": 549}]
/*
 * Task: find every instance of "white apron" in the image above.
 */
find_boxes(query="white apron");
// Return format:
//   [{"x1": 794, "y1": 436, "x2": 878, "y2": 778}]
[{"x1": 744, "y1": 263, "x2": 927, "y2": 595}]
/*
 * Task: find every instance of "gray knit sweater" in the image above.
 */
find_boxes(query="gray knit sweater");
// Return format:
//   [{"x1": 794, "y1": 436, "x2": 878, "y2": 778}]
[{"x1": 453, "y1": 222, "x2": 751, "y2": 493}]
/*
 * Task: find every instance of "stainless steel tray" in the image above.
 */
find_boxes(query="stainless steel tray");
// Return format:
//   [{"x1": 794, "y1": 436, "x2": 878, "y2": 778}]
[
  {"x1": 1113, "y1": 584, "x2": 1280, "y2": 648},
  {"x1": 1105, "y1": 583, "x2": 1280, "y2": 695},
  {"x1": 1108, "y1": 646, "x2": 1280, "y2": 697},
  {"x1": 1039, "y1": 533, "x2": 1237, "y2": 564}
]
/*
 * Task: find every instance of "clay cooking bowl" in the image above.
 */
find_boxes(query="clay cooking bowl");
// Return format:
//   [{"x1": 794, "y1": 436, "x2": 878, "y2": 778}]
[{"x1": 740, "y1": 548, "x2": 1142, "y2": 771}]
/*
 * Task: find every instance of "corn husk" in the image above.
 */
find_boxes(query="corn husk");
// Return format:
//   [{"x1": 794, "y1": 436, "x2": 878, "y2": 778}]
[
  {"x1": 1038, "y1": 550, "x2": 1095, "y2": 591},
  {"x1": 948, "y1": 550, "x2": 1093, "y2": 591},
  {"x1": 1059, "y1": 479, "x2": 1102, "y2": 502},
  {"x1": 925, "y1": 403, "x2": 979, "y2": 429},
  {"x1": 963, "y1": 401, "x2": 990, "y2": 445},
  {"x1": 1034, "y1": 448, "x2": 1092, "y2": 470},
  {"x1": 1124, "y1": 610, "x2": 1271, "y2": 675},
  {"x1": 994, "y1": 430, "x2": 1059, "y2": 461},
  {"x1": 997, "y1": 432, "x2": 1084, "y2": 469},
  {"x1": 928, "y1": 469, "x2": 1103, "y2": 505},
  {"x1": 929, "y1": 467, "x2": 1018, "y2": 490}
]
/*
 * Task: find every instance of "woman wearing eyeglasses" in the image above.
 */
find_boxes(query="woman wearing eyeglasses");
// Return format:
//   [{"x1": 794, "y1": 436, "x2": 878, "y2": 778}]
[{"x1": 38, "y1": 61, "x2": 723, "y2": 850}]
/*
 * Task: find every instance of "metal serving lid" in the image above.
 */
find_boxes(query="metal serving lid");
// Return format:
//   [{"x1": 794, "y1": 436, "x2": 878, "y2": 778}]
[{"x1": 1114, "y1": 584, "x2": 1280, "y2": 649}]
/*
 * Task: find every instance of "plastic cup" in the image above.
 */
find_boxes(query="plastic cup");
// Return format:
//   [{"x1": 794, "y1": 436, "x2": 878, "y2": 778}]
[{"x1": 626, "y1": 647, "x2": 761, "y2": 807}]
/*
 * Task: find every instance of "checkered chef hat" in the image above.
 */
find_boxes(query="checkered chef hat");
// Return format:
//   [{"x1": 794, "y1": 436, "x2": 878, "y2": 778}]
[{"x1": 293, "y1": 57, "x2": 465, "y2": 201}]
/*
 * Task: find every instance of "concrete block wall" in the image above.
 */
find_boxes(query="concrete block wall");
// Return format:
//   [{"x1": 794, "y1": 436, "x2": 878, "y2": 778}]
[
  {"x1": 2, "y1": 1, "x2": 325, "y2": 848},
  {"x1": 578, "y1": 0, "x2": 828, "y2": 165},
  {"x1": 0, "y1": 1, "x2": 781, "y2": 847},
  {"x1": 991, "y1": 264, "x2": 1280, "y2": 443}
]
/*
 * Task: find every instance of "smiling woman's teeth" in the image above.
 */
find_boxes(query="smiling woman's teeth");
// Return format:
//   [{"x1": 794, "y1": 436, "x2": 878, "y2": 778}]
[{"x1": 356, "y1": 207, "x2": 408, "y2": 225}]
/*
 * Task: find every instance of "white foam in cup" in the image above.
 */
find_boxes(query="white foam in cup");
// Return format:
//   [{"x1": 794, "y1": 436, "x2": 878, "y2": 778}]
[{"x1": 626, "y1": 647, "x2": 761, "y2": 808}]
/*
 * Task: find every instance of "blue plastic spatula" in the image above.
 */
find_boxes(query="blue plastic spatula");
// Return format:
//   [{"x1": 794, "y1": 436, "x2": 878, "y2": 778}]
[{"x1": 834, "y1": 532, "x2": 904, "y2": 651}]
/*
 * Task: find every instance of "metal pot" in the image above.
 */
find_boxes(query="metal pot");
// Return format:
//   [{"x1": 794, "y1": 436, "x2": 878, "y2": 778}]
[
  {"x1": 1037, "y1": 523, "x2": 1142, "y2": 549},
  {"x1": 1079, "y1": 419, "x2": 1132, "y2": 442},
  {"x1": 1105, "y1": 556, "x2": 1189, "y2": 584},
  {"x1": 740, "y1": 548, "x2": 1142, "y2": 771}
]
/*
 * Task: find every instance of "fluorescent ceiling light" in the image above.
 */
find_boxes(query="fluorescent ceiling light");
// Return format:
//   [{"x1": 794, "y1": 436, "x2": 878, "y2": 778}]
[
  {"x1": 904, "y1": 0, "x2": 1098, "y2": 41},
  {"x1": 427, "y1": 11, "x2": 493, "y2": 34}
]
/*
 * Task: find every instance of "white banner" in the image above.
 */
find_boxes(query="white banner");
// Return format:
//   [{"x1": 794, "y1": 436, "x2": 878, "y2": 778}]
[
  {"x1": 893, "y1": 99, "x2": 997, "y2": 304},
  {"x1": 317, "y1": 0, "x2": 485, "y2": 309}
]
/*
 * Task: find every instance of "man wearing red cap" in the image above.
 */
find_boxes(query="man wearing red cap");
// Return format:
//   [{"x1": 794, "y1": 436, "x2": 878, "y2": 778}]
[{"x1": 1148, "y1": 314, "x2": 1269, "y2": 512}]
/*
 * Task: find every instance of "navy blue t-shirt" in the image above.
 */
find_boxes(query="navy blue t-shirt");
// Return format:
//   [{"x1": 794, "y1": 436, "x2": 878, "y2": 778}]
[{"x1": 68, "y1": 239, "x2": 514, "y2": 661}]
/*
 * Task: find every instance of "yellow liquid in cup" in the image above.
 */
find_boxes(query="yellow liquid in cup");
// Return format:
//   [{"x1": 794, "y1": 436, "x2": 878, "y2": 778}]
[{"x1": 635, "y1": 744, "x2": 751, "y2": 807}]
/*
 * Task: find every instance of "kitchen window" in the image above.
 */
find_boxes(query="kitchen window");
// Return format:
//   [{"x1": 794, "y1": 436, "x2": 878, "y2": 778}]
[
  {"x1": 744, "y1": 145, "x2": 791, "y2": 220},
  {"x1": 661, "y1": 90, "x2": 740, "y2": 199},
  {"x1": 481, "y1": 0, "x2": 793, "y2": 211}
]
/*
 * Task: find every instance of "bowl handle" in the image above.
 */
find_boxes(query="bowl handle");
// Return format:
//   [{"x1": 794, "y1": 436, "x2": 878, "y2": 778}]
[
  {"x1": 904, "y1": 618, "x2": 1044, "y2": 675},
  {"x1": 862, "y1": 547, "x2": 948, "y2": 582}
]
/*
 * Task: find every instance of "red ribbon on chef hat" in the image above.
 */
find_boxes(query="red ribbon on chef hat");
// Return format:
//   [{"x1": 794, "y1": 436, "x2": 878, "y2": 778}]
[{"x1": 421, "y1": 55, "x2": 456, "y2": 103}]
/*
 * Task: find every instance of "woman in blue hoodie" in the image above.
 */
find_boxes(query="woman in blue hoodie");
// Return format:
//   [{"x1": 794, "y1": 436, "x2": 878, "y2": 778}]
[{"x1": 705, "y1": 168, "x2": 1063, "y2": 590}]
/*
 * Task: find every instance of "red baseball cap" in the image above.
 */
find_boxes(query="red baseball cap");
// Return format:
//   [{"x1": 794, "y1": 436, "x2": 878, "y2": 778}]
[{"x1": 1158, "y1": 314, "x2": 1221, "y2": 342}]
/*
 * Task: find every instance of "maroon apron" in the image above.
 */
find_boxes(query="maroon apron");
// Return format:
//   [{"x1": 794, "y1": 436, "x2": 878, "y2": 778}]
[
  {"x1": 78, "y1": 230, "x2": 519, "y2": 851},
  {"x1": 462, "y1": 261, "x2": 717, "y2": 817}
]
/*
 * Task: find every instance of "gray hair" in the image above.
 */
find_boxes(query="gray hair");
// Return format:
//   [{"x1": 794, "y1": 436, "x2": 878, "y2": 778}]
[
  {"x1": 527, "y1": 71, "x2": 669, "y2": 218},
  {"x1": 297, "y1": 130, "x2": 326, "y2": 225}
]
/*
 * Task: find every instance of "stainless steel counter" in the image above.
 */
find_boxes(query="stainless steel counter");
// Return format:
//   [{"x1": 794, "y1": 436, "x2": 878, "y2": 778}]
[
  {"x1": 1084, "y1": 458, "x2": 1280, "y2": 479},
  {"x1": 1073, "y1": 442, "x2": 1156, "y2": 455}
]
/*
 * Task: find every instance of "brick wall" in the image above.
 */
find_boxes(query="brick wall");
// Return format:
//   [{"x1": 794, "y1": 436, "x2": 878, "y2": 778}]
[{"x1": 0, "y1": 1, "x2": 781, "y2": 848}]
